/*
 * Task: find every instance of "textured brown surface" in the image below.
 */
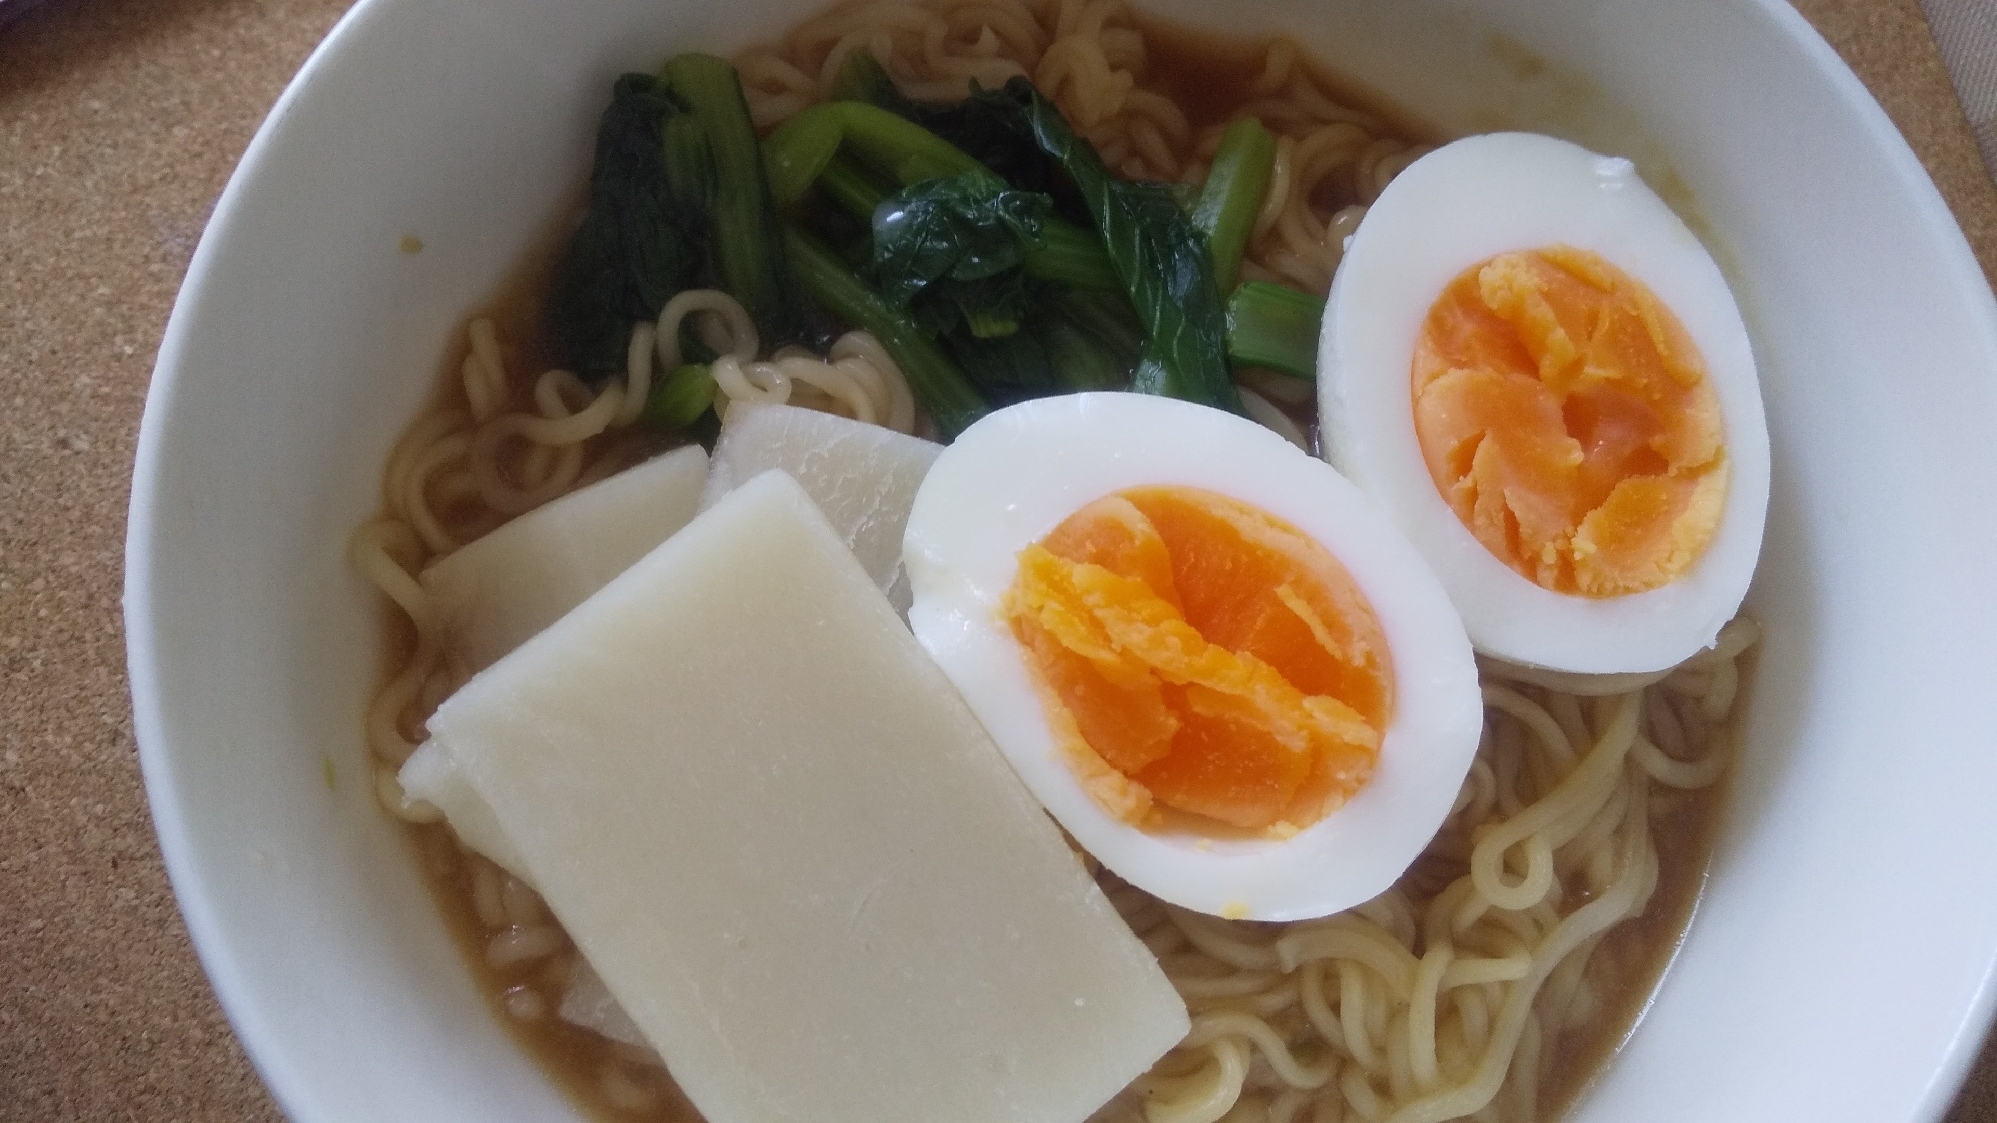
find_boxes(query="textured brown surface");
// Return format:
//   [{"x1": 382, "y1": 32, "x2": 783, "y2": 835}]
[
  {"x1": 1, "y1": 0, "x2": 1994, "y2": 1120},
  {"x1": 1, "y1": 2, "x2": 352, "y2": 1119}
]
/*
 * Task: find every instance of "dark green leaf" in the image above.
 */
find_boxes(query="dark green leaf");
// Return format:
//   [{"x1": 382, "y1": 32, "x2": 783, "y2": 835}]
[
  {"x1": 1062, "y1": 289, "x2": 1146, "y2": 368},
  {"x1": 784, "y1": 225, "x2": 989, "y2": 437},
  {"x1": 948, "y1": 319, "x2": 1062, "y2": 406},
  {"x1": 955, "y1": 275, "x2": 1030, "y2": 337},
  {"x1": 870, "y1": 172, "x2": 1050, "y2": 338},
  {"x1": 970, "y1": 79, "x2": 1243, "y2": 415},
  {"x1": 1039, "y1": 298, "x2": 1136, "y2": 393},
  {"x1": 907, "y1": 95, "x2": 1066, "y2": 201},
  {"x1": 938, "y1": 271, "x2": 1033, "y2": 338},
  {"x1": 544, "y1": 73, "x2": 701, "y2": 383},
  {"x1": 662, "y1": 54, "x2": 815, "y2": 348}
]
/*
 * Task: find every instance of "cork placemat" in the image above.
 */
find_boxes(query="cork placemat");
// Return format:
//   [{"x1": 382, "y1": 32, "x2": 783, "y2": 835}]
[{"x1": 2, "y1": 0, "x2": 1993, "y2": 1120}]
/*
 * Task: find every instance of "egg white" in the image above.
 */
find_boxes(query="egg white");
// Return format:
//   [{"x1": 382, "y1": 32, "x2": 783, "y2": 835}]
[
  {"x1": 1320, "y1": 132, "x2": 1770, "y2": 673},
  {"x1": 903, "y1": 393, "x2": 1483, "y2": 922}
]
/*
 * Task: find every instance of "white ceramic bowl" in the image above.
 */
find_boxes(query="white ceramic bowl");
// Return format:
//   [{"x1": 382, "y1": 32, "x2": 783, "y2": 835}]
[{"x1": 126, "y1": 1, "x2": 1997, "y2": 1120}]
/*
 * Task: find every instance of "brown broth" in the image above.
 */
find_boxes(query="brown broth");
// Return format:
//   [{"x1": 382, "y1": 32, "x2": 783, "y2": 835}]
[
  {"x1": 1536, "y1": 671, "x2": 1749, "y2": 1119},
  {"x1": 1135, "y1": 13, "x2": 1436, "y2": 144},
  {"x1": 408, "y1": 825, "x2": 703, "y2": 1120},
  {"x1": 378, "y1": 188, "x2": 700, "y2": 1122},
  {"x1": 370, "y1": 10, "x2": 1742, "y2": 1123},
  {"x1": 1134, "y1": 16, "x2": 1275, "y2": 133}
]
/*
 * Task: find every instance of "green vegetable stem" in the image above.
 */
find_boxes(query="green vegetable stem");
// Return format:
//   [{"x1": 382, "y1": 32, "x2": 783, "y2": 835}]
[
  {"x1": 783, "y1": 226, "x2": 989, "y2": 437},
  {"x1": 662, "y1": 53, "x2": 814, "y2": 349},
  {"x1": 1038, "y1": 299, "x2": 1138, "y2": 394},
  {"x1": 1192, "y1": 119, "x2": 1277, "y2": 293},
  {"x1": 1225, "y1": 281, "x2": 1325, "y2": 380},
  {"x1": 643, "y1": 363, "x2": 719, "y2": 430},
  {"x1": 660, "y1": 111, "x2": 716, "y2": 219},
  {"x1": 766, "y1": 101, "x2": 981, "y2": 206},
  {"x1": 828, "y1": 51, "x2": 918, "y2": 118}
]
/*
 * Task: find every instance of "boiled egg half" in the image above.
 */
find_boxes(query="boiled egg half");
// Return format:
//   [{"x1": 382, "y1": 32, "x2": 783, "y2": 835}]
[
  {"x1": 1320, "y1": 133, "x2": 1770, "y2": 673},
  {"x1": 903, "y1": 393, "x2": 1481, "y2": 922}
]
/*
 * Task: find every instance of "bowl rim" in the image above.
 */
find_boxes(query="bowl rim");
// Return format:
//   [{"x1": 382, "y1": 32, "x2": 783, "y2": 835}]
[
  {"x1": 124, "y1": 1, "x2": 389, "y2": 1114},
  {"x1": 123, "y1": 0, "x2": 1997, "y2": 1120}
]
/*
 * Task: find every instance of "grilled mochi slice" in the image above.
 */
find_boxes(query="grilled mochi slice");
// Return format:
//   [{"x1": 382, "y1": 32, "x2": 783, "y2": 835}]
[{"x1": 426, "y1": 470, "x2": 1189, "y2": 1123}]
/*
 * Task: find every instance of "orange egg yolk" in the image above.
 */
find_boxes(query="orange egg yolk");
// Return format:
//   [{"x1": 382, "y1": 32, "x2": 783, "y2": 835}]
[
  {"x1": 1411, "y1": 245, "x2": 1728, "y2": 597},
  {"x1": 1001, "y1": 485, "x2": 1394, "y2": 837}
]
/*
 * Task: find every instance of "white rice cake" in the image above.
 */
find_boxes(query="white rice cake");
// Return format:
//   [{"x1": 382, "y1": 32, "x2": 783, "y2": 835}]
[
  {"x1": 429, "y1": 470, "x2": 1188, "y2": 1123},
  {"x1": 421, "y1": 443, "x2": 708, "y2": 675},
  {"x1": 397, "y1": 738, "x2": 531, "y2": 883},
  {"x1": 403, "y1": 446, "x2": 708, "y2": 879},
  {"x1": 700, "y1": 403, "x2": 940, "y2": 613},
  {"x1": 556, "y1": 957, "x2": 649, "y2": 1049}
]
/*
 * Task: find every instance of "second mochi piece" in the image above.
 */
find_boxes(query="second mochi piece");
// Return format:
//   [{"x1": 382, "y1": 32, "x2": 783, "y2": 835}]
[
  {"x1": 422, "y1": 444, "x2": 709, "y2": 675},
  {"x1": 701, "y1": 403, "x2": 940, "y2": 613}
]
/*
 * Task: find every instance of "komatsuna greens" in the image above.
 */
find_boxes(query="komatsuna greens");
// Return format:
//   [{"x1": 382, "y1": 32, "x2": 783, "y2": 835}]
[{"x1": 548, "y1": 54, "x2": 1318, "y2": 439}]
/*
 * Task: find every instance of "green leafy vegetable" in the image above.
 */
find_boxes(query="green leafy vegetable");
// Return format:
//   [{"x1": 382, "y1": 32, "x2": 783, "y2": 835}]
[
  {"x1": 783, "y1": 225, "x2": 989, "y2": 437},
  {"x1": 971, "y1": 79, "x2": 1243, "y2": 415},
  {"x1": 766, "y1": 101, "x2": 983, "y2": 206},
  {"x1": 1192, "y1": 119, "x2": 1276, "y2": 292},
  {"x1": 871, "y1": 172, "x2": 1051, "y2": 338},
  {"x1": 548, "y1": 61, "x2": 1256, "y2": 437},
  {"x1": 1062, "y1": 289, "x2": 1146, "y2": 367},
  {"x1": 948, "y1": 319, "x2": 1061, "y2": 404},
  {"x1": 764, "y1": 100, "x2": 1120, "y2": 291},
  {"x1": 943, "y1": 293, "x2": 1131, "y2": 405},
  {"x1": 764, "y1": 75, "x2": 1267, "y2": 423},
  {"x1": 1225, "y1": 281, "x2": 1324, "y2": 380},
  {"x1": 814, "y1": 151, "x2": 896, "y2": 221},
  {"x1": 830, "y1": 53, "x2": 1066, "y2": 200},
  {"x1": 830, "y1": 51, "x2": 916, "y2": 114},
  {"x1": 643, "y1": 363, "x2": 719, "y2": 429},
  {"x1": 545, "y1": 56, "x2": 818, "y2": 400},
  {"x1": 544, "y1": 74, "x2": 702, "y2": 383},
  {"x1": 1038, "y1": 299, "x2": 1137, "y2": 394},
  {"x1": 662, "y1": 53, "x2": 814, "y2": 348}
]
